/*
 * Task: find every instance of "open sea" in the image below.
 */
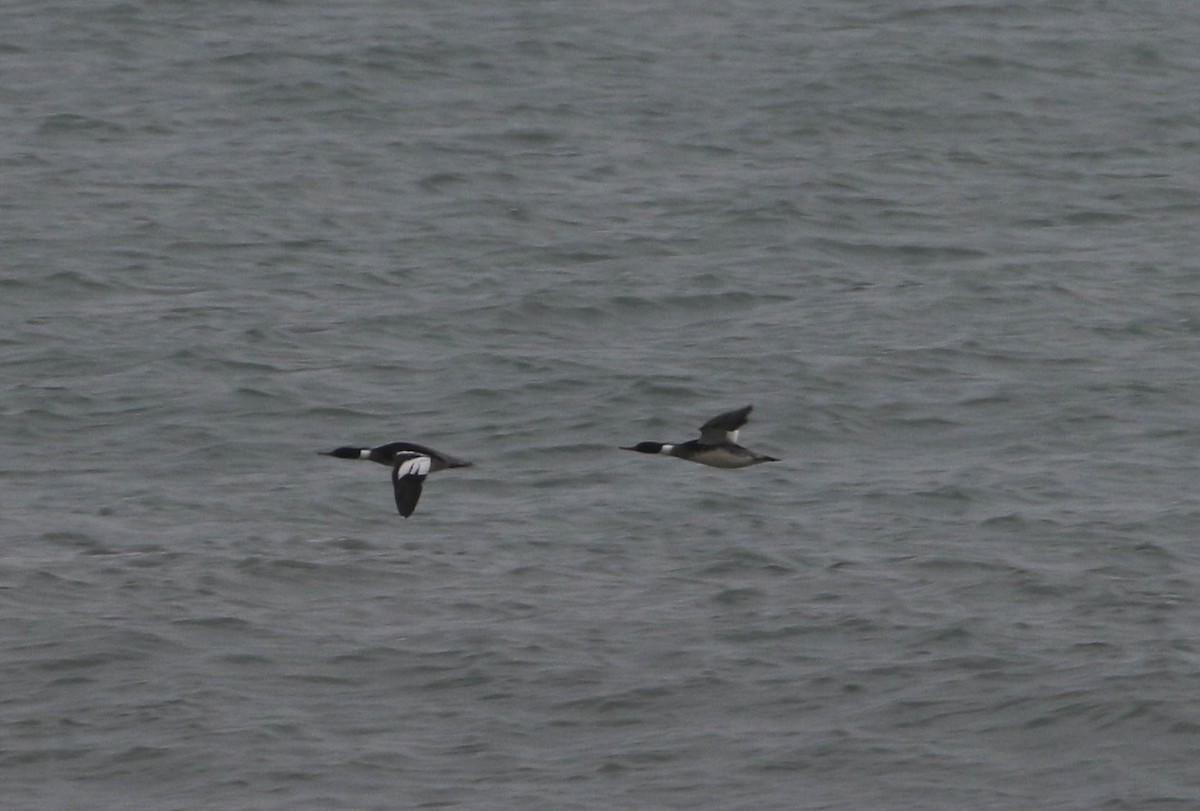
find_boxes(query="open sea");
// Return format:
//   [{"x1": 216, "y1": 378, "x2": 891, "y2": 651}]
[{"x1": 3, "y1": 1, "x2": 1200, "y2": 808}]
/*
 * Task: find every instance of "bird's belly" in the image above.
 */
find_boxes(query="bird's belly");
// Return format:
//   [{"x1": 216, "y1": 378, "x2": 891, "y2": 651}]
[{"x1": 689, "y1": 448, "x2": 757, "y2": 469}]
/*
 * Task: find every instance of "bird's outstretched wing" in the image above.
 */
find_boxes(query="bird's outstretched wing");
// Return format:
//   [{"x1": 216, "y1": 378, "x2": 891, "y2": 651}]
[
  {"x1": 391, "y1": 454, "x2": 432, "y2": 518},
  {"x1": 697, "y1": 405, "x2": 753, "y2": 445}
]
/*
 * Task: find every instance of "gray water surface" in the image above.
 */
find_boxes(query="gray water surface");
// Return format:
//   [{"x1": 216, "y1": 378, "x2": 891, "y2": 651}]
[{"x1": 4, "y1": 2, "x2": 1200, "y2": 809}]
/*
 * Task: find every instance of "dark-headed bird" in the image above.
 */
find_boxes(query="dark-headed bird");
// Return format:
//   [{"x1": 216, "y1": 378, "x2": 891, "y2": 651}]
[
  {"x1": 620, "y1": 405, "x2": 779, "y2": 469},
  {"x1": 320, "y1": 441, "x2": 471, "y2": 517}
]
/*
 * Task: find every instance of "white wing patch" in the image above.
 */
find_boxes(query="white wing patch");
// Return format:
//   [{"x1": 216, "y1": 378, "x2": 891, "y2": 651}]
[
  {"x1": 395, "y1": 455, "x2": 432, "y2": 478},
  {"x1": 728, "y1": 429, "x2": 739, "y2": 444}
]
